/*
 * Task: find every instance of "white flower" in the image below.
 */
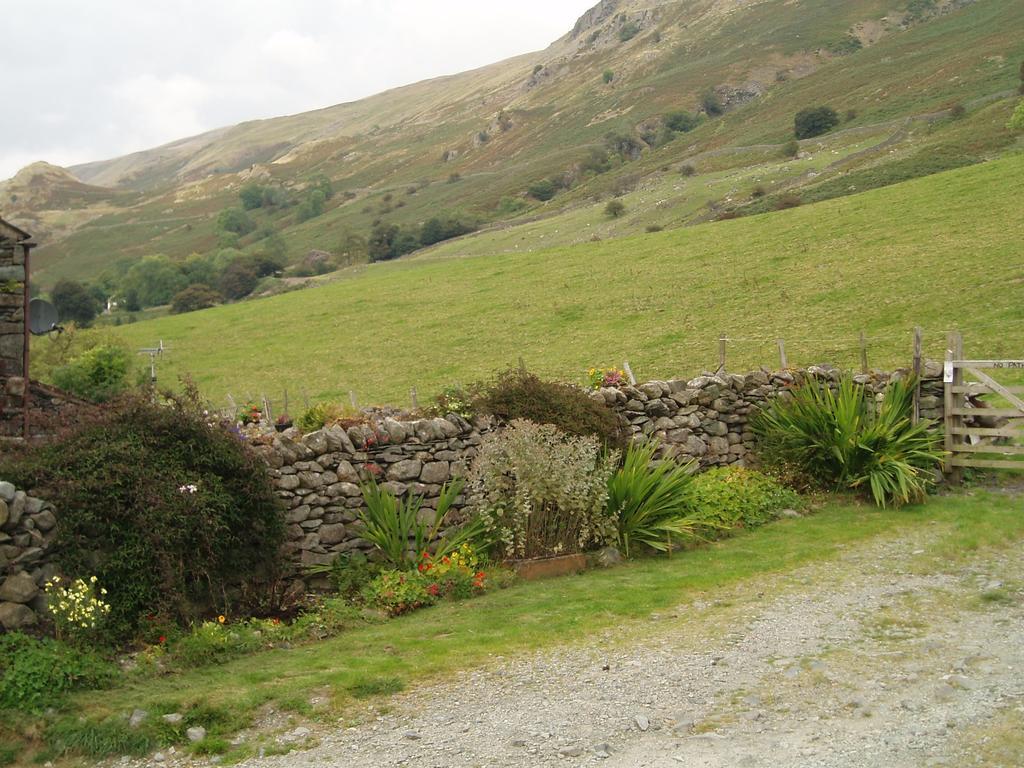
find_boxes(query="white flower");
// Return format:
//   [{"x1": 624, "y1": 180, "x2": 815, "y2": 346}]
[{"x1": 179, "y1": 484, "x2": 199, "y2": 494}]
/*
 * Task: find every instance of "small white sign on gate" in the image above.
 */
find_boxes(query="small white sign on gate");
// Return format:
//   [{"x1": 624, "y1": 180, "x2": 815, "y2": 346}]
[{"x1": 943, "y1": 361, "x2": 954, "y2": 384}]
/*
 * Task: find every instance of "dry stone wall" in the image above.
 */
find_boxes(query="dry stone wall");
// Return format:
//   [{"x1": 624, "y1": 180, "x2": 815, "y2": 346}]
[
  {"x1": 0, "y1": 366, "x2": 946, "y2": 617},
  {"x1": 254, "y1": 366, "x2": 945, "y2": 587},
  {"x1": 0, "y1": 481, "x2": 59, "y2": 630}
]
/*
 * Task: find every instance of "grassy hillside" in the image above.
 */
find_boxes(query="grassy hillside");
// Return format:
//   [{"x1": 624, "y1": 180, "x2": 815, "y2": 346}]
[
  {"x1": 15, "y1": 0, "x2": 1024, "y2": 289},
  {"x1": 102, "y1": 152, "x2": 1024, "y2": 407}
]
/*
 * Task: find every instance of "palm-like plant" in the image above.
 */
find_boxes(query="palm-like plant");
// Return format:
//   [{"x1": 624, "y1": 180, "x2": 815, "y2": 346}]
[
  {"x1": 357, "y1": 477, "x2": 488, "y2": 568},
  {"x1": 753, "y1": 375, "x2": 944, "y2": 507},
  {"x1": 606, "y1": 441, "x2": 703, "y2": 557}
]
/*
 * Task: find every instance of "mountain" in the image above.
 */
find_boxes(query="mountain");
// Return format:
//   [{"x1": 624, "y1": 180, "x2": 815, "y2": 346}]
[{"x1": 2, "y1": 0, "x2": 1022, "y2": 292}]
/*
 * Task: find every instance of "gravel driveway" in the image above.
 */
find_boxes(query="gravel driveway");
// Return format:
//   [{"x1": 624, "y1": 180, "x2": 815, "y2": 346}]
[{"x1": 145, "y1": 517, "x2": 1024, "y2": 768}]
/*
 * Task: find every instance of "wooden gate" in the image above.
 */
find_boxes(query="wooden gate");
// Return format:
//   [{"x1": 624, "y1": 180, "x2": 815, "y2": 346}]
[{"x1": 943, "y1": 333, "x2": 1024, "y2": 480}]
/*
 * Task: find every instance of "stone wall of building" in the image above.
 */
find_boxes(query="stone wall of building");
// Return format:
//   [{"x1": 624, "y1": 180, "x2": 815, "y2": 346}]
[{"x1": 0, "y1": 228, "x2": 28, "y2": 440}]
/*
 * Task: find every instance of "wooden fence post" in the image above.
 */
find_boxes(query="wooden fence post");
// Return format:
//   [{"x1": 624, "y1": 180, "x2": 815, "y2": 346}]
[
  {"x1": 349, "y1": 390, "x2": 358, "y2": 411},
  {"x1": 777, "y1": 338, "x2": 788, "y2": 371},
  {"x1": 623, "y1": 361, "x2": 636, "y2": 386},
  {"x1": 912, "y1": 327, "x2": 922, "y2": 425},
  {"x1": 859, "y1": 331, "x2": 869, "y2": 374},
  {"x1": 410, "y1": 387, "x2": 419, "y2": 411},
  {"x1": 718, "y1": 334, "x2": 727, "y2": 373}
]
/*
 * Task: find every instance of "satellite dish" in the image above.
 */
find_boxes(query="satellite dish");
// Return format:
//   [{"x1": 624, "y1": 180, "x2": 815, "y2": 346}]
[{"x1": 28, "y1": 298, "x2": 60, "y2": 335}]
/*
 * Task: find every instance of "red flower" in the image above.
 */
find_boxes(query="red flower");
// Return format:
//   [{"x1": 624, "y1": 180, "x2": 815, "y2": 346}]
[
  {"x1": 426, "y1": 583, "x2": 440, "y2": 596},
  {"x1": 158, "y1": 635, "x2": 166, "y2": 644}
]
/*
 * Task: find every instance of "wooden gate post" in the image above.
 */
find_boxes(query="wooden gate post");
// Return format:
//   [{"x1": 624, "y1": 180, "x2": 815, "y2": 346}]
[{"x1": 943, "y1": 332, "x2": 964, "y2": 483}]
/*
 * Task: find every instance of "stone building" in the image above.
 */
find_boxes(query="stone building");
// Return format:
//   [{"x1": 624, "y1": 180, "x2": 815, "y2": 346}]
[{"x1": 0, "y1": 217, "x2": 33, "y2": 440}]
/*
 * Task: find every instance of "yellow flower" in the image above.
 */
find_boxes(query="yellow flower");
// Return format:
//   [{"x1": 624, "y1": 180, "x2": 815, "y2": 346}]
[{"x1": 217, "y1": 615, "x2": 226, "y2": 624}]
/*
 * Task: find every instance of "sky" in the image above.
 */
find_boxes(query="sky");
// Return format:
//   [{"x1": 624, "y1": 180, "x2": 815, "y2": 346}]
[{"x1": 0, "y1": 0, "x2": 596, "y2": 181}]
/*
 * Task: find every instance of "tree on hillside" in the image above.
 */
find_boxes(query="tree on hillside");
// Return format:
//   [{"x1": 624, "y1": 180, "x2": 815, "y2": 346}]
[
  {"x1": 296, "y1": 190, "x2": 326, "y2": 222},
  {"x1": 170, "y1": 284, "x2": 223, "y2": 314},
  {"x1": 604, "y1": 199, "x2": 626, "y2": 218},
  {"x1": 120, "y1": 255, "x2": 188, "y2": 308},
  {"x1": 217, "y1": 258, "x2": 259, "y2": 300},
  {"x1": 51, "y1": 279, "x2": 101, "y2": 327},
  {"x1": 310, "y1": 174, "x2": 334, "y2": 200},
  {"x1": 794, "y1": 106, "x2": 840, "y2": 139},
  {"x1": 217, "y1": 207, "x2": 256, "y2": 236},
  {"x1": 239, "y1": 183, "x2": 265, "y2": 210},
  {"x1": 182, "y1": 253, "x2": 218, "y2": 287}
]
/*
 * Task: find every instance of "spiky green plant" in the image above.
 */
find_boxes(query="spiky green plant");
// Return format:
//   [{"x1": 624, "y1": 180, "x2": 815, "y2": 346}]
[
  {"x1": 752, "y1": 375, "x2": 944, "y2": 507},
  {"x1": 357, "y1": 477, "x2": 487, "y2": 568},
  {"x1": 606, "y1": 441, "x2": 704, "y2": 557}
]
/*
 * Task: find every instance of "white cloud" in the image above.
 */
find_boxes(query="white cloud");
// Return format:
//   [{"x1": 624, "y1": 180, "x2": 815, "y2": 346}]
[
  {"x1": 108, "y1": 74, "x2": 212, "y2": 151},
  {"x1": 0, "y1": 0, "x2": 596, "y2": 180}
]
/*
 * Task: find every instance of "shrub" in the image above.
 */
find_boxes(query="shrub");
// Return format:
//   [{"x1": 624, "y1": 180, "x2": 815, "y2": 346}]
[
  {"x1": 357, "y1": 478, "x2": 486, "y2": 569},
  {"x1": 618, "y1": 22, "x2": 640, "y2": 42},
  {"x1": 775, "y1": 193, "x2": 803, "y2": 210},
  {"x1": 0, "y1": 633, "x2": 115, "y2": 712},
  {"x1": 45, "y1": 575, "x2": 112, "y2": 644},
  {"x1": 607, "y1": 442, "x2": 702, "y2": 557},
  {"x1": 680, "y1": 163, "x2": 697, "y2": 177},
  {"x1": 750, "y1": 185, "x2": 766, "y2": 198},
  {"x1": 420, "y1": 215, "x2": 476, "y2": 246},
  {"x1": 430, "y1": 384, "x2": 476, "y2": 419},
  {"x1": 472, "y1": 368, "x2": 627, "y2": 448},
  {"x1": 949, "y1": 102, "x2": 966, "y2": 119},
  {"x1": 217, "y1": 258, "x2": 259, "y2": 300},
  {"x1": 687, "y1": 466, "x2": 802, "y2": 531},
  {"x1": 296, "y1": 401, "x2": 347, "y2": 432},
  {"x1": 604, "y1": 199, "x2": 626, "y2": 218},
  {"x1": 527, "y1": 179, "x2": 557, "y2": 201},
  {"x1": 794, "y1": 106, "x2": 840, "y2": 139},
  {"x1": 602, "y1": 69, "x2": 614, "y2": 84},
  {"x1": 782, "y1": 139, "x2": 800, "y2": 158},
  {"x1": 52, "y1": 344, "x2": 132, "y2": 402},
  {"x1": 827, "y1": 35, "x2": 862, "y2": 55},
  {"x1": 752, "y1": 376, "x2": 944, "y2": 507},
  {"x1": 362, "y1": 570, "x2": 435, "y2": 616},
  {"x1": 496, "y1": 196, "x2": 527, "y2": 215},
  {"x1": 701, "y1": 89, "x2": 724, "y2": 116},
  {"x1": 467, "y1": 420, "x2": 617, "y2": 559},
  {"x1": 417, "y1": 543, "x2": 489, "y2": 600},
  {"x1": 665, "y1": 111, "x2": 699, "y2": 133},
  {"x1": 1010, "y1": 100, "x2": 1024, "y2": 131},
  {"x1": 309, "y1": 551, "x2": 380, "y2": 601},
  {"x1": 1, "y1": 392, "x2": 284, "y2": 642},
  {"x1": 216, "y1": 207, "x2": 255, "y2": 236},
  {"x1": 295, "y1": 189, "x2": 326, "y2": 222},
  {"x1": 238, "y1": 183, "x2": 265, "y2": 210},
  {"x1": 170, "y1": 284, "x2": 222, "y2": 314},
  {"x1": 645, "y1": 224, "x2": 664, "y2": 233}
]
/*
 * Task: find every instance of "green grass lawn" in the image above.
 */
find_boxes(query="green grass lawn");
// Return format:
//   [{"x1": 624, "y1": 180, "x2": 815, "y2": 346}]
[
  {"x1": 9, "y1": 489, "x2": 1024, "y2": 766},
  {"x1": 101, "y1": 152, "x2": 1024, "y2": 409}
]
